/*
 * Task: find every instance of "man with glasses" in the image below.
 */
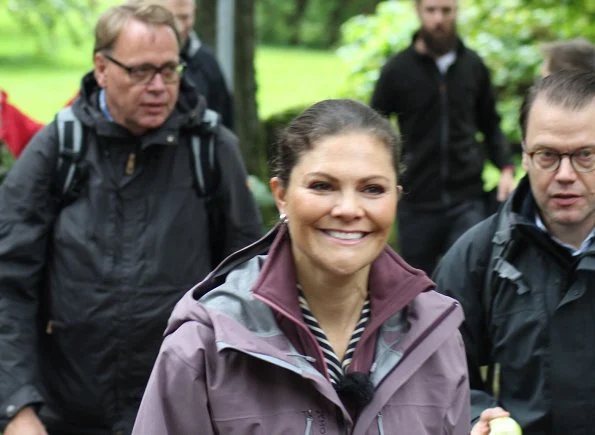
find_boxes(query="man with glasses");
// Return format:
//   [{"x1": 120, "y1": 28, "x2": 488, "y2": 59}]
[
  {"x1": 0, "y1": 3, "x2": 262, "y2": 435},
  {"x1": 433, "y1": 69, "x2": 595, "y2": 434}
]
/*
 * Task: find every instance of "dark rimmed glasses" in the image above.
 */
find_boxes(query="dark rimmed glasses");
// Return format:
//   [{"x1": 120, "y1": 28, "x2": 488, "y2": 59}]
[
  {"x1": 103, "y1": 53, "x2": 185, "y2": 85},
  {"x1": 524, "y1": 146, "x2": 595, "y2": 173}
]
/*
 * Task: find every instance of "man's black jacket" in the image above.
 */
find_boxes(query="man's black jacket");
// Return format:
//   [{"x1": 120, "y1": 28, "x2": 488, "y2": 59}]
[
  {"x1": 182, "y1": 31, "x2": 234, "y2": 130},
  {"x1": 371, "y1": 36, "x2": 512, "y2": 209},
  {"x1": 0, "y1": 72, "x2": 262, "y2": 434},
  {"x1": 433, "y1": 176, "x2": 595, "y2": 434}
]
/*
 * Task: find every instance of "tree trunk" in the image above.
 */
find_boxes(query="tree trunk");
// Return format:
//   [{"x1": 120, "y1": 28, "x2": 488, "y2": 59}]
[
  {"x1": 195, "y1": 0, "x2": 216, "y2": 47},
  {"x1": 234, "y1": 0, "x2": 263, "y2": 177},
  {"x1": 287, "y1": 0, "x2": 310, "y2": 46},
  {"x1": 326, "y1": 0, "x2": 382, "y2": 47}
]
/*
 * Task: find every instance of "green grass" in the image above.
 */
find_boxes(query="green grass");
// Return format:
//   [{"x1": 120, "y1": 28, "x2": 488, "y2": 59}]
[
  {"x1": 255, "y1": 46, "x2": 348, "y2": 118},
  {"x1": 0, "y1": 9, "x2": 345, "y2": 123}
]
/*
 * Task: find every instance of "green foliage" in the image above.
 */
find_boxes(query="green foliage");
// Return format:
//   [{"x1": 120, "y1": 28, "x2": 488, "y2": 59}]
[
  {"x1": 2, "y1": 0, "x2": 103, "y2": 53},
  {"x1": 256, "y1": 0, "x2": 381, "y2": 49},
  {"x1": 338, "y1": 1, "x2": 417, "y2": 102},
  {"x1": 254, "y1": 105, "x2": 309, "y2": 228},
  {"x1": 338, "y1": 0, "x2": 595, "y2": 144},
  {"x1": 255, "y1": 46, "x2": 347, "y2": 119},
  {"x1": 261, "y1": 105, "x2": 308, "y2": 170}
]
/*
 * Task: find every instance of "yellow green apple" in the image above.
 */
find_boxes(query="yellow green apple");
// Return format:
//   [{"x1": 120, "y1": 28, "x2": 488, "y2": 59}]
[{"x1": 489, "y1": 416, "x2": 522, "y2": 435}]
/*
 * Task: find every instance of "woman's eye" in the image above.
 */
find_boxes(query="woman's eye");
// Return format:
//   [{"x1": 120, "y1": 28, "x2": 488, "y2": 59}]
[
  {"x1": 363, "y1": 184, "x2": 386, "y2": 194},
  {"x1": 309, "y1": 181, "x2": 332, "y2": 191}
]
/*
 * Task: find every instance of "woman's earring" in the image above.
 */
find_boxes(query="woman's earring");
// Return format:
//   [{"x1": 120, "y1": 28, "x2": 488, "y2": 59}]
[{"x1": 279, "y1": 213, "x2": 288, "y2": 224}]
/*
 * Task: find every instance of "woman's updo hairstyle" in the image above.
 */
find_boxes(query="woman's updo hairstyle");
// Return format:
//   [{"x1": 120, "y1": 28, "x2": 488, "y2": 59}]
[{"x1": 271, "y1": 99, "x2": 403, "y2": 187}]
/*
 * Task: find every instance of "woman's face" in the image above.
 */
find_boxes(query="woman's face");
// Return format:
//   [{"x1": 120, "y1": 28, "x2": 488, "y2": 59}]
[{"x1": 270, "y1": 132, "x2": 400, "y2": 280}]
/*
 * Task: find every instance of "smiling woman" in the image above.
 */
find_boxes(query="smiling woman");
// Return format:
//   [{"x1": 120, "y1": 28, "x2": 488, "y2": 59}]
[{"x1": 132, "y1": 98, "x2": 472, "y2": 435}]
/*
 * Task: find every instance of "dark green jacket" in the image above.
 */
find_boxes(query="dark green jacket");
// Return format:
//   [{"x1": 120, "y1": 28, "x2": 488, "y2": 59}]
[{"x1": 434, "y1": 176, "x2": 595, "y2": 434}]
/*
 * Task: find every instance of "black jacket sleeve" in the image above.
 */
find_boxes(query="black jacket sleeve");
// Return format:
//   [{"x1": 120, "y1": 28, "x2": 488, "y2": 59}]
[
  {"x1": 370, "y1": 56, "x2": 401, "y2": 118},
  {"x1": 213, "y1": 126, "x2": 262, "y2": 263},
  {"x1": 0, "y1": 123, "x2": 60, "y2": 426},
  {"x1": 474, "y1": 60, "x2": 513, "y2": 169},
  {"x1": 432, "y1": 216, "x2": 500, "y2": 423}
]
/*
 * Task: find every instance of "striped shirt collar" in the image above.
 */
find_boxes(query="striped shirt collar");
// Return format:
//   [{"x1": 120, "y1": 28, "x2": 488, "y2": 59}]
[{"x1": 297, "y1": 285, "x2": 371, "y2": 385}]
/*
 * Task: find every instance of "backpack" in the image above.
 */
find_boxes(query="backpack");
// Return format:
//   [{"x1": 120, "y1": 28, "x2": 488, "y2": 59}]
[{"x1": 54, "y1": 106, "x2": 225, "y2": 267}]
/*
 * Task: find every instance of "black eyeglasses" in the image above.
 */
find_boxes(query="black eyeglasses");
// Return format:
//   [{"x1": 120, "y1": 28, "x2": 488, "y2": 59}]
[
  {"x1": 102, "y1": 53, "x2": 185, "y2": 85},
  {"x1": 524, "y1": 146, "x2": 595, "y2": 173}
]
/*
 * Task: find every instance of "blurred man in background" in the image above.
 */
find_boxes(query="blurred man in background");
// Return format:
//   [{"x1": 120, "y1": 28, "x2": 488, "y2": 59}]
[
  {"x1": 371, "y1": 0, "x2": 515, "y2": 275},
  {"x1": 163, "y1": 0, "x2": 234, "y2": 129}
]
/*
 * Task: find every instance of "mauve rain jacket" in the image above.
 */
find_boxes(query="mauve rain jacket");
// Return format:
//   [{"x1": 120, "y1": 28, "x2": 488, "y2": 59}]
[{"x1": 133, "y1": 226, "x2": 471, "y2": 434}]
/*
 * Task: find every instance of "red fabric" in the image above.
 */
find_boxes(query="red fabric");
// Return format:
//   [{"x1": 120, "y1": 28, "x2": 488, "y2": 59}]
[{"x1": 0, "y1": 90, "x2": 44, "y2": 157}]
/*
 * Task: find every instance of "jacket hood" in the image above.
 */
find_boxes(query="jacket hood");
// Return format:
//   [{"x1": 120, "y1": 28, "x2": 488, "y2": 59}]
[
  {"x1": 71, "y1": 71, "x2": 209, "y2": 136},
  {"x1": 165, "y1": 224, "x2": 437, "y2": 338}
]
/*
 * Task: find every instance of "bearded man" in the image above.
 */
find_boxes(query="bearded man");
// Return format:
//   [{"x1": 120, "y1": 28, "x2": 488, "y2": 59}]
[{"x1": 371, "y1": 0, "x2": 515, "y2": 275}]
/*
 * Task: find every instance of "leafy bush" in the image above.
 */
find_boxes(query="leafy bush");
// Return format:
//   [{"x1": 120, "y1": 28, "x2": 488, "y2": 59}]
[
  {"x1": 252, "y1": 105, "x2": 309, "y2": 229},
  {"x1": 260, "y1": 105, "x2": 308, "y2": 172},
  {"x1": 2, "y1": 0, "x2": 103, "y2": 54}
]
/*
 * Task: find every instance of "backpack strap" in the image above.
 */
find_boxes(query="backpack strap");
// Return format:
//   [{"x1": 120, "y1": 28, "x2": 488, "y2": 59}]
[
  {"x1": 54, "y1": 107, "x2": 88, "y2": 204},
  {"x1": 190, "y1": 108, "x2": 220, "y2": 197},
  {"x1": 189, "y1": 108, "x2": 225, "y2": 267}
]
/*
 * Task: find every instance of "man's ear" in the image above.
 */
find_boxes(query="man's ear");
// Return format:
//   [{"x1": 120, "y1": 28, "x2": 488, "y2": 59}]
[
  {"x1": 269, "y1": 177, "x2": 287, "y2": 215},
  {"x1": 94, "y1": 52, "x2": 108, "y2": 88}
]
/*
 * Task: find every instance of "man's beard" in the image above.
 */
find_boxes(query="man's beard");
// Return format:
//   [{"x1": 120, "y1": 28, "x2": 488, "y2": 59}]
[{"x1": 420, "y1": 25, "x2": 458, "y2": 56}]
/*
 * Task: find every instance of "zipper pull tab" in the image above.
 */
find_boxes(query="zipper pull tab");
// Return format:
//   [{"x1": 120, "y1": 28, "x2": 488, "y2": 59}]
[{"x1": 125, "y1": 152, "x2": 136, "y2": 175}]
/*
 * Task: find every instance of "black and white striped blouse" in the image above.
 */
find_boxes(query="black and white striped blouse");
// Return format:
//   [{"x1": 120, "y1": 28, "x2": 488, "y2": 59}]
[{"x1": 297, "y1": 285, "x2": 371, "y2": 385}]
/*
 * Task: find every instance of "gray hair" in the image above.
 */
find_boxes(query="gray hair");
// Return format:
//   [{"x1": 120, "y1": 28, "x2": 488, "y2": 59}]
[{"x1": 94, "y1": 3, "x2": 181, "y2": 54}]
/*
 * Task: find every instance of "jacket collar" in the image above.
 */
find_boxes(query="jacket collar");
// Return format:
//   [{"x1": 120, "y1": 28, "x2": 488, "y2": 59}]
[
  {"x1": 505, "y1": 175, "x2": 595, "y2": 257},
  {"x1": 164, "y1": 225, "x2": 464, "y2": 421},
  {"x1": 251, "y1": 224, "x2": 436, "y2": 332}
]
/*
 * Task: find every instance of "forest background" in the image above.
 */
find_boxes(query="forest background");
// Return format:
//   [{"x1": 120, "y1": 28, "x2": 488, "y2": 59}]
[{"x1": 1, "y1": 0, "x2": 594, "y2": 227}]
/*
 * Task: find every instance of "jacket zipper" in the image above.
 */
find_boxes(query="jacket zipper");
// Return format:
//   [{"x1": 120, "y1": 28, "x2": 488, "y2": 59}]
[
  {"x1": 377, "y1": 412, "x2": 385, "y2": 435},
  {"x1": 305, "y1": 410, "x2": 313, "y2": 435}
]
